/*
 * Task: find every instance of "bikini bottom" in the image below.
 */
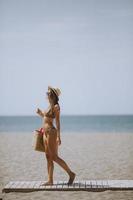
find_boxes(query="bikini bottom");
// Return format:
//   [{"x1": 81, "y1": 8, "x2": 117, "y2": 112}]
[
  {"x1": 44, "y1": 126, "x2": 57, "y2": 136},
  {"x1": 36, "y1": 126, "x2": 57, "y2": 137}
]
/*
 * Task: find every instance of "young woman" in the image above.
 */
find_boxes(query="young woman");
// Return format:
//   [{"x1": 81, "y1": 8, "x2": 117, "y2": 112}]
[{"x1": 36, "y1": 86, "x2": 76, "y2": 186}]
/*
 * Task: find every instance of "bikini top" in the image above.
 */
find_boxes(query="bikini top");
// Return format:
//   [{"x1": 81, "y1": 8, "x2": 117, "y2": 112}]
[{"x1": 44, "y1": 106, "x2": 55, "y2": 119}]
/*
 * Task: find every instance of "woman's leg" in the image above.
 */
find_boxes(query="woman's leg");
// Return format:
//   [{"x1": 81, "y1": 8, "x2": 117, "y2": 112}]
[
  {"x1": 48, "y1": 131, "x2": 76, "y2": 184},
  {"x1": 45, "y1": 154, "x2": 54, "y2": 183},
  {"x1": 52, "y1": 155, "x2": 76, "y2": 184},
  {"x1": 41, "y1": 134, "x2": 54, "y2": 185},
  {"x1": 52, "y1": 155, "x2": 71, "y2": 175},
  {"x1": 43, "y1": 130, "x2": 76, "y2": 185}
]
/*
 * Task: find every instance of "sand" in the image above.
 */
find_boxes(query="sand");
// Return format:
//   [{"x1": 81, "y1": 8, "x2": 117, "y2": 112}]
[{"x1": 0, "y1": 132, "x2": 133, "y2": 200}]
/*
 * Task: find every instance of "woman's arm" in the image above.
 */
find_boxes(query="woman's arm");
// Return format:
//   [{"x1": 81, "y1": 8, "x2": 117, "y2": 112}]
[
  {"x1": 54, "y1": 104, "x2": 61, "y2": 145},
  {"x1": 36, "y1": 108, "x2": 45, "y2": 117}
]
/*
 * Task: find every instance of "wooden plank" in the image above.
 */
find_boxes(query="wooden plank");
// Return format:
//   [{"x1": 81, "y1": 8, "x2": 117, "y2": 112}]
[
  {"x1": 14, "y1": 181, "x2": 23, "y2": 188},
  {"x1": 10, "y1": 181, "x2": 19, "y2": 188},
  {"x1": 86, "y1": 180, "x2": 91, "y2": 188},
  {"x1": 96, "y1": 180, "x2": 101, "y2": 188},
  {"x1": 4, "y1": 181, "x2": 15, "y2": 189},
  {"x1": 33, "y1": 181, "x2": 42, "y2": 188},
  {"x1": 91, "y1": 180, "x2": 96, "y2": 188},
  {"x1": 38, "y1": 181, "x2": 46, "y2": 189},
  {"x1": 16, "y1": 181, "x2": 24, "y2": 188},
  {"x1": 102, "y1": 180, "x2": 108, "y2": 188},
  {"x1": 108, "y1": 180, "x2": 133, "y2": 189},
  {"x1": 19, "y1": 181, "x2": 28, "y2": 188},
  {"x1": 62, "y1": 181, "x2": 69, "y2": 189},
  {"x1": 50, "y1": 183, "x2": 58, "y2": 190},
  {"x1": 2, "y1": 180, "x2": 133, "y2": 193},
  {"x1": 73, "y1": 181, "x2": 79, "y2": 188},
  {"x1": 27, "y1": 181, "x2": 36, "y2": 188},
  {"x1": 57, "y1": 181, "x2": 64, "y2": 190},
  {"x1": 24, "y1": 181, "x2": 34, "y2": 188},
  {"x1": 79, "y1": 180, "x2": 86, "y2": 188}
]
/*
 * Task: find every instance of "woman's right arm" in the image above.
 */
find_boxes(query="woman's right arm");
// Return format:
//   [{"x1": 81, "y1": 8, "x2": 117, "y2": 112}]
[{"x1": 36, "y1": 108, "x2": 45, "y2": 117}]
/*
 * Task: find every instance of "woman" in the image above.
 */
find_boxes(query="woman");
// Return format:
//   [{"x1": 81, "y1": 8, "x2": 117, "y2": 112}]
[{"x1": 36, "y1": 86, "x2": 76, "y2": 186}]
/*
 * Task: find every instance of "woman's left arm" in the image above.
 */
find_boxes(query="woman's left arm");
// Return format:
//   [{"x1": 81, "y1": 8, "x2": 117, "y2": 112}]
[{"x1": 54, "y1": 104, "x2": 61, "y2": 145}]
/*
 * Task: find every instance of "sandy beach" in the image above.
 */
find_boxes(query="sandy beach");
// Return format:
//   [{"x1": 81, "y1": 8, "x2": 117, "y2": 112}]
[{"x1": 0, "y1": 132, "x2": 133, "y2": 200}]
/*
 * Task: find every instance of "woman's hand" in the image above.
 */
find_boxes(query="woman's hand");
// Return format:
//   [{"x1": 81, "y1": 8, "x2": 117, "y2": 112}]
[
  {"x1": 36, "y1": 108, "x2": 44, "y2": 117},
  {"x1": 36, "y1": 108, "x2": 41, "y2": 114},
  {"x1": 56, "y1": 136, "x2": 61, "y2": 145}
]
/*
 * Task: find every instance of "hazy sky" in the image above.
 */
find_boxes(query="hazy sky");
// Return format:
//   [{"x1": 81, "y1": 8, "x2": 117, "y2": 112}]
[{"x1": 0, "y1": 0, "x2": 133, "y2": 115}]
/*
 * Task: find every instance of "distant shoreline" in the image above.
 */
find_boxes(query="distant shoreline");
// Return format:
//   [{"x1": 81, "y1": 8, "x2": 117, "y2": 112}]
[{"x1": 0, "y1": 114, "x2": 133, "y2": 117}]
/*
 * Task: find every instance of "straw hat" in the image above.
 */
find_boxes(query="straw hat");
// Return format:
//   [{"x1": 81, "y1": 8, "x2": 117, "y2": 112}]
[{"x1": 48, "y1": 86, "x2": 61, "y2": 97}]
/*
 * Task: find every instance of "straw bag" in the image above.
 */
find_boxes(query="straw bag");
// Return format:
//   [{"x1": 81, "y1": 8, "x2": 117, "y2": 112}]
[{"x1": 32, "y1": 128, "x2": 45, "y2": 152}]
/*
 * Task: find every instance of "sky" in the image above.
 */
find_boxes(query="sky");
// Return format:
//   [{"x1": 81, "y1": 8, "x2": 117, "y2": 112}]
[{"x1": 0, "y1": 0, "x2": 133, "y2": 116}]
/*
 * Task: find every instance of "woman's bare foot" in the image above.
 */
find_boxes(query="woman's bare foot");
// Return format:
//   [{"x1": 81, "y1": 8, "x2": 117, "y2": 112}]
[
  {"x1": 40, "y1": 181, "x2": 53, "y2": 186},
  {"x1": 68, "y1": 172, "x2": 76, "y2": 185}
]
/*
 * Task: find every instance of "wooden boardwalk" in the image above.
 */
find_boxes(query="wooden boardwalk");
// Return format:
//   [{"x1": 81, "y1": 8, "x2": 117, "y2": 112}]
[{"x1": 2, "y1": 180, "x2": 133, "y2": 193}]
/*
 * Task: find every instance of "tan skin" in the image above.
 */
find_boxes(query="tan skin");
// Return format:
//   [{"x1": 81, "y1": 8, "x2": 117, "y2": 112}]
[{"x1": 36, "y1": 88, "x2": 76, "y2": 185}]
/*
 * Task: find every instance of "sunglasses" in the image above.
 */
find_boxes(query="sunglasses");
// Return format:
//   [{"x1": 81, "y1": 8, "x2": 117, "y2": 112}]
[{"x1": 46, "y1": 91, "x2": 51, "y2": 95}]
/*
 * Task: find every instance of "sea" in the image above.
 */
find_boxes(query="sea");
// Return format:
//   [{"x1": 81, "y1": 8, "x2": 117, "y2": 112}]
[{"x1": 0, "y1": 115, "x2": 133, "y2": 133}]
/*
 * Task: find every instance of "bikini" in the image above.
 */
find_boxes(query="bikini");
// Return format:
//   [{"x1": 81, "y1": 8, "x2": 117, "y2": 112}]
[
  {"x1": 44, "y1": 106, "x2": 55, "y2": 119},
  {"x1": 37, "y1": 106, "x2": 56, "y2": 136},
  {"x1": 37, "y1": 105, "x2": 60, "y2": 136}
]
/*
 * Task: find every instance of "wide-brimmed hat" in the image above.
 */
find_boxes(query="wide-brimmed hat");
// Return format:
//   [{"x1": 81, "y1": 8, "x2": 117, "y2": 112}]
[{"x1": 48, "y1": 86, "x2": 61, "y2": 97}]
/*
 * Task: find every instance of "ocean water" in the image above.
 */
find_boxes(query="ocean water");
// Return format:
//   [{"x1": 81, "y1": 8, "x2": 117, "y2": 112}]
[{"x1": 0, "y1": 115, "x2": 133, "y2": 133}]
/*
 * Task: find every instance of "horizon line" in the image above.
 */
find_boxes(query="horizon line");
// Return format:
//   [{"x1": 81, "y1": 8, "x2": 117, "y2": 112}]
[{"x1": 0, "y1": 114, "x2": 133, "y2": 117}]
